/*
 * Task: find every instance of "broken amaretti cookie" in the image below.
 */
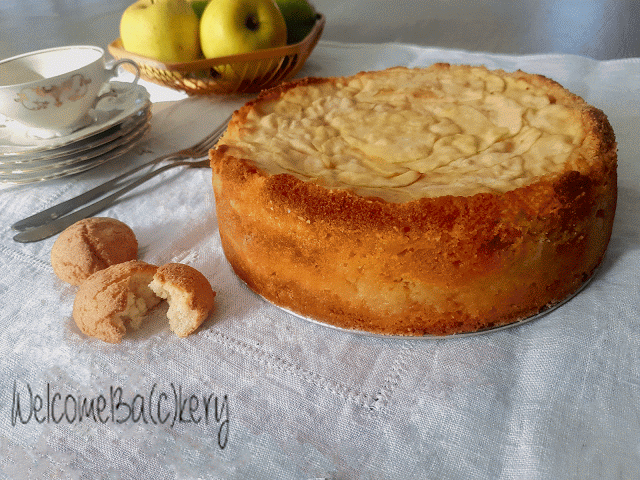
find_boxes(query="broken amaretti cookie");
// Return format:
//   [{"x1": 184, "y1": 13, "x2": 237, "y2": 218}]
[{"x1": 72, "y1": 260, "x2": 216, "y2": 343}]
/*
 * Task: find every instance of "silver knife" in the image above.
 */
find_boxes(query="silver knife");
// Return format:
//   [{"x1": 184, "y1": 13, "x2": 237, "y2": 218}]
[{"x1": 13, "y1": 159, "x2": 209, "y2": 243}]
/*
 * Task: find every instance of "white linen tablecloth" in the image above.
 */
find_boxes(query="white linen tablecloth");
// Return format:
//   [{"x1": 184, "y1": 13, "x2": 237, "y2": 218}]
[{"x1": 1, "y1": 42, "x2": 639, "y2": 479}]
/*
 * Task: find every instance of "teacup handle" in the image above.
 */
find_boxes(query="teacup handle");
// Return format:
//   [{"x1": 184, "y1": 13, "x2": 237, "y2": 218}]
[
  {"x1": 91, "y1": 59, "x2": 141, "y2": 107},
  {"x1": 108, "y1": 58, "x2": 141, "y2": 85}
]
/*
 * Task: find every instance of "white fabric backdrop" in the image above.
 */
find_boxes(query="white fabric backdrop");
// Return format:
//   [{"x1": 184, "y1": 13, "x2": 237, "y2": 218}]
[{"x1": 1, "y1": 42, "x2": 639, "y2": 479}]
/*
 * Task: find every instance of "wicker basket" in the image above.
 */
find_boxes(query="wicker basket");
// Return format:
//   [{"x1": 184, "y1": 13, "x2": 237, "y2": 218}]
[{"x1": 108, "y1": 14, "x2": 324, "y2": 95}]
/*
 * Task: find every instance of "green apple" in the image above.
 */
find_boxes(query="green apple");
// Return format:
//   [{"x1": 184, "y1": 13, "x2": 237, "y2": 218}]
[
  {"x1": 120, "y1": 0, "x2": 201, "y2": 63},
  {"x1": 199, "y1": 0, "x2": 287, "y2": 72},
  {"x1": 276, "y1": 0, "x2": 316, "y2": 44},
  {"x1": 189, "y1": 0, "x2": 209, "y2": 19}
]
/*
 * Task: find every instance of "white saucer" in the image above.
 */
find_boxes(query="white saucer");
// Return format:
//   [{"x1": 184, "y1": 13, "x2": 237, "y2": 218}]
[
  {"x1": 0, "y1": 113, "x2": 151, "y2": 185},
  {"x1": 0, "y1": 106, "x2": 150, "y2": 168},
  {"x1": 0, "y1": 81, "x2": 151, "y2": 156},
  {"x1": 0, "y1": 108, "x2": 150, "y2": 174}
]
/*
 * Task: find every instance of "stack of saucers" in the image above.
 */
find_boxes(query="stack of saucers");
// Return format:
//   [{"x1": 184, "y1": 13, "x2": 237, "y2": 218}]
[{"x1": 0, "y1": 81, "x2": 151, "y2": 185}]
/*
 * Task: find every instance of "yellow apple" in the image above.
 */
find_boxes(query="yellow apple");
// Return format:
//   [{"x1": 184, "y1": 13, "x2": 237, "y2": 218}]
[
  {"x1": 276, "y1": 0, "x2": 317, "y2": 44},
  {"x1": 199, "y1": 0, "x2": 287, "y2": 78},
  {"x1": 120, "y1": 0, "x2": 201, "y2": 63}
]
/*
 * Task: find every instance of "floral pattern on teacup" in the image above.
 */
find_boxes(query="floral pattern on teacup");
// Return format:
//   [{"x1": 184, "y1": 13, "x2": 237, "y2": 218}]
[{"x1": 14, "y1": 74, "x2": 92, "y2": 111}]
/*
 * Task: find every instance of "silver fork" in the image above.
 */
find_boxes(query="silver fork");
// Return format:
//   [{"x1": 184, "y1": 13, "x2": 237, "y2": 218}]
[
  {"x1": 11, "y1": 114, "x2": 230, "y2": 236},
  {"x1": 13, "y1": 158, "x2": 210, "y2": 243}
]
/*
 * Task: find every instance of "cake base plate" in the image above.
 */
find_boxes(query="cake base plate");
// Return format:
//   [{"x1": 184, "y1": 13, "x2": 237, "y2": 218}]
[{"x1": 247, "y1": 269, "x2": 598, "y2": 339}]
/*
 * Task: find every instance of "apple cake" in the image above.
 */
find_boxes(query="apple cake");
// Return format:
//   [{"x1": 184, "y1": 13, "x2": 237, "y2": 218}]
[{"x1": 209, "y1": 64, "x2": 617, "y2": 336}]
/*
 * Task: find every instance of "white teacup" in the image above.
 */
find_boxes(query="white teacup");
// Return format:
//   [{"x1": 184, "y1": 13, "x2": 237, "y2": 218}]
[{"x1": 0, "y1": 45, "x2": 140, "y2": 137}]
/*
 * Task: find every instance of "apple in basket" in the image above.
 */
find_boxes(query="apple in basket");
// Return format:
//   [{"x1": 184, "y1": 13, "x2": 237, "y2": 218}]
[
  {"x1": 276, "y1": 0, "x2": 317, "y2": 44},
  {"x1": 199, "y1": 0, "x2": 287, "y2": 80},
  {"x1": 189, "y1": 0, "x2": 209, "y2": 18},
  {"x1": 120, "y1": 0, "x2": 202, "y2": 64}
]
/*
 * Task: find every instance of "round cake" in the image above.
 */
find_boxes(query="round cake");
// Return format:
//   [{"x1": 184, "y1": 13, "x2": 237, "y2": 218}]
[{"x1": 209, "y1": 64, "x2": 617, "y2": 336}]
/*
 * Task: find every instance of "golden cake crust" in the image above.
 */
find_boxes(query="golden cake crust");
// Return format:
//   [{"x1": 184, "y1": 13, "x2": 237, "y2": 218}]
[{"x1": 210, "y1": 64, "x2": 617, "y2": 336}]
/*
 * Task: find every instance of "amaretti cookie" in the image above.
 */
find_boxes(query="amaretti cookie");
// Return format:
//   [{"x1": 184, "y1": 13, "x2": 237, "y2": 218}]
[
  {"x1": 210, "y1": 64, "x2": 617, "y2": 336},
  {"x1": 72, "y1": 260, "x2": 160, "y2": 343},
  {"x1": 72, "y1": 260, "x2": 216, "y2": 342},
  {"x1": 51, "y1": 217, "x2": 138, "y2": 285},
  {"x1": 149, "y1": 263, "x2": 216, "y2": 337}
]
